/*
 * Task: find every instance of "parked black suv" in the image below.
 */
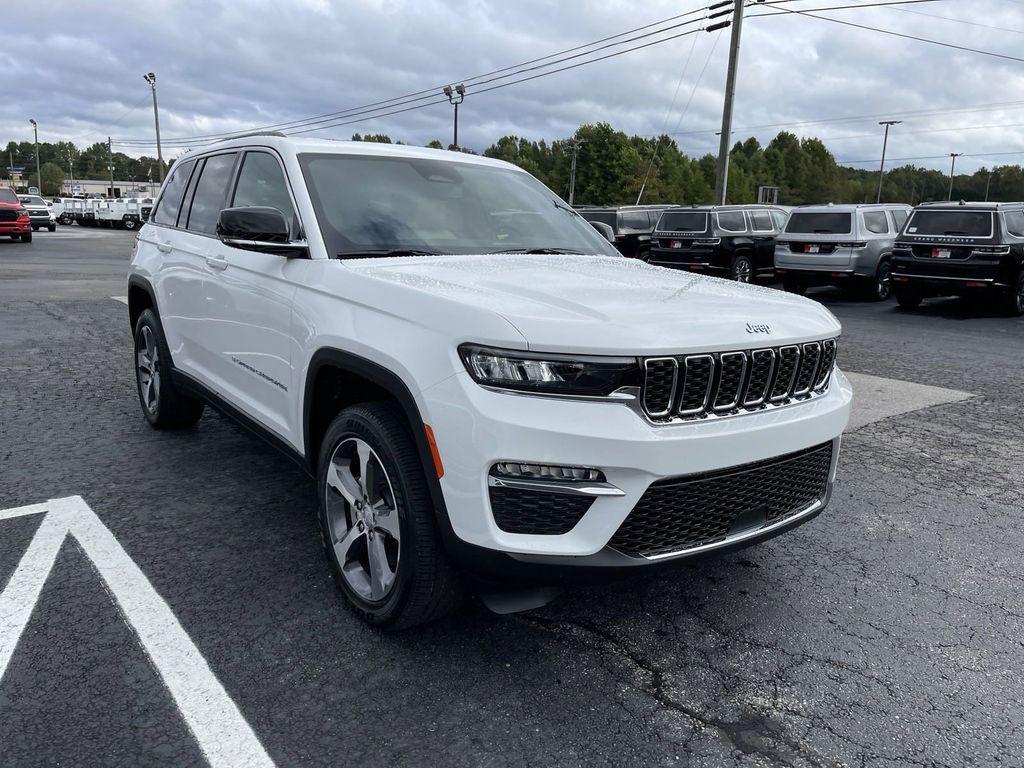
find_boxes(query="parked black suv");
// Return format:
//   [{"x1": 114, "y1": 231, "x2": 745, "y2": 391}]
[
  {"x1": 576, "y1": 205, "x2": 669, "y2": 260},
  {"x1": 891, "y1": 201, "x2": 1024, "y2": 316},
  {"x1": 648, "y1": 204, "x2": 788, "y2": 282}
]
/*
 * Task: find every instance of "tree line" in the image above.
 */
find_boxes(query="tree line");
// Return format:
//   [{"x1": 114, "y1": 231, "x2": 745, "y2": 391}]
[{"x1": 5, "y1": 122, "x2": 1019, "y2": 204}]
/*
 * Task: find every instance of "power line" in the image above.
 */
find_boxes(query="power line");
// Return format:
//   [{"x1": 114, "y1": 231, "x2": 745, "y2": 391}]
[
  {"x1": 845, "y1": 0, "x2": 1024, "y2": 35},
  {"x1": 114, "y1": 2, "x2": 724, "y2": 147}
]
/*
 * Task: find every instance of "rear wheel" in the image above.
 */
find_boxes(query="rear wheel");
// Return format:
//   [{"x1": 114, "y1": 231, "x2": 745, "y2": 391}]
[
  {"x1": 318, "y1": 403, "x2": 463, "y2": 629},
  {"x1": 48, "y1": 224, "x2": 56, "y2": 232},
  {"x1": 731, "y1": 254, "x2": 754, "y2": 283},
  {"x1": 123, "y1": 218, "x2": 137, "y2": 231},
  {"x1": 1003, "y1": 271, "x2": 1024, "y2": 317},
  {"x1": 134, "y1": 309, "x2": 204, "y2": 429},
  {"x1": 859, "y1": 259, "x2": 892, "y2": 301},
  {"x1": 895, "y1": 284, "x2": 923, "y2": 309}
]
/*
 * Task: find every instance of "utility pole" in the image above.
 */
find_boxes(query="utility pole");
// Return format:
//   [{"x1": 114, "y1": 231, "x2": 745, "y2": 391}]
[
  {"x1": 947, "y1": 153, "x2": 962, "y2": 201},
  {"x1": 443, "y1": 84, "x2": 466, "y2": 150},
  {"x1": 714, "y1": 0, "x2": 746, "y2": 205},
  {"x1": 876, "y1": 120, "x2": 900, "y2": 203},
  {"x1": 985, "y1": 169, "x2": 995, "y2": 202},
  {"x1": 144, "y1": 72, "x2": 165, "y2": 181},
  {"x1": 108, "y1": 137, "x2": 115, "y2": 198},
  {"x1": 568, "y1": 137, "x2": 585, "y2": 205},
  {"x1": 29, "y1": 119, "x2": 40, "y2": 193}
]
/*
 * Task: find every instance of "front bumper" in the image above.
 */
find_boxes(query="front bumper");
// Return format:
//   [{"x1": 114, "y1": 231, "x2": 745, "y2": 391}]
[
  {"x1": 0, "y1": 220, "x2": 31, "y2": 234},
  {"x1": 423, "y1": 367, "x2": 852, "y2": 569}
]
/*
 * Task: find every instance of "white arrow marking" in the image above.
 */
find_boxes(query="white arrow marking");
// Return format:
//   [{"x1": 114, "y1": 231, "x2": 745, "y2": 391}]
[{"x1": 0, "y1": 496, "x2": 275, "y2": 768}]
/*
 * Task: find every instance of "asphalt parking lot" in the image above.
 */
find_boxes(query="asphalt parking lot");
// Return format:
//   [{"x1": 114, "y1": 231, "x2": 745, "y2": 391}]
[{"x1": 1, "y1": 227, "x2": 1022, "y2": 768}]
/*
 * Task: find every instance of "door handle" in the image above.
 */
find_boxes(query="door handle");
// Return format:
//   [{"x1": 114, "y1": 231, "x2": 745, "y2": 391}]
[
  {"x1": 205, "y1": 255, "x2": 229, "y2": 271},
  {"x1": 156, "y1": 242, "x2": 173, "y2": 253}
]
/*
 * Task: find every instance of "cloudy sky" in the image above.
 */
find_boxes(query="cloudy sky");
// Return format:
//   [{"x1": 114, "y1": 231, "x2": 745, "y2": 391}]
[{"x1": 7, "y1": 0, "x2": 1024, "y2": 173}]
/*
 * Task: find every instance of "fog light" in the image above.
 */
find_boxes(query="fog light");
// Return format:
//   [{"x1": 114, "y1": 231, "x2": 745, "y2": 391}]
[{"x1": 491, "y1": 462, "x2": 605, "y2": 482}]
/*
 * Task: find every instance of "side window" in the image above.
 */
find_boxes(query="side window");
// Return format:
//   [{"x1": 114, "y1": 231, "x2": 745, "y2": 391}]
[
  {"x1": 716, "y1": 211, "x2": 746, "y2": 232},
  {"x1": 232, "y1": 152, "x2": 296, "y2": 230},
  {"x1": 770, "y1": 210, "x2": 788, "y2": 229},
  {"x1": 1003, "y1": 210, "x2": 1024, "y2": 237},
  {"x1": 620, "y1": 211, "x2": 650, "y2": 230},
  {"x1": 749, "y1": 210, "x2": 774, "y2": 232},
  {"x1": 186, "y1": 153, "x2": 237, "y2": 234},
  {"x1": 890, "y1": 209, "x2": 908, "y2": 231},
  {"x1": 862, "y1": 211, "x2": 890, "y2": 235},
  {"x1": 152, "y1": 159, "x2": 195, "y2": 226}
]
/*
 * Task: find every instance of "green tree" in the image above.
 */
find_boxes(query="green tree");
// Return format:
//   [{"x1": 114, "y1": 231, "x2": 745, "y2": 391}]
[{"x1": 31, "y1": 162, "x2": 66, "y2": 196}]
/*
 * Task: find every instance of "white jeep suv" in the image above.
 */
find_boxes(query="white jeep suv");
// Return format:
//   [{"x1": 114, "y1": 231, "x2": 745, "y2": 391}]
[{"x1": 128, "y1": 135, "x2": 852, "y2": 629}]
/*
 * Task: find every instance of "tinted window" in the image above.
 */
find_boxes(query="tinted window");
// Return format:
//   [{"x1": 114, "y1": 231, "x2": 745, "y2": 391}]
[
  {"x1": 906, "y1": 210, "x2": 993, "y2": 238},
  {"x1": 579, "y1": 210, "x2": 617, "y2": 228},
  {"x1": 0, "y1": 187, "x2": 19, "y2": 204},
  {"x1": 786, "y1": 212, "x2": 852, "y2": 235},
  {"x1": 749, "y1": 210, "x2": 773, "y2": 232},
  {"x1": 1003, "y1": 210, "x2": 1024, "y2": 237},
  {"x1": 620, "y1": 211, "x2": 651, "y2": 230},
  {"x1": 862, "y1": 211, "x2": 889, "y2": 234},
  {"x1": 186, "y1": 153, "x2": 237, "y2": 234},
  {"x1": 770, "y1": 210, "x2": 788, "y2": 229},
  {"x1": 152, "y1": 160, "x2": 195, "y2": 226},
  {"x1": 657, "y1": 211, "x2": 707, "y2": 232},
  {"x1": 716, "y1": 211, "x2": 746, "y2": 232},
  {"x1": 232, "y1": 152, "x2": 296, "y2": 228},
  {"x1": 299, "y1": 153, "x2": 618, "y2": 258},
  {"x1": 890, "y1": 209, "x2": 908, "y2": 230}
]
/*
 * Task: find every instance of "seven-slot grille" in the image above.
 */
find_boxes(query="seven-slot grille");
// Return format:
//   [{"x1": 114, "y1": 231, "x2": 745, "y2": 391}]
[{"x1": 640, "y1": 338, "x2": 837, "y2": 421}]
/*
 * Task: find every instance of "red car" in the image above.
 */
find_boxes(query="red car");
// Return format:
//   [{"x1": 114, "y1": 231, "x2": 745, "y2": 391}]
[{"x1": 0, "y1": 187, "x2": 32, "y2": 242}]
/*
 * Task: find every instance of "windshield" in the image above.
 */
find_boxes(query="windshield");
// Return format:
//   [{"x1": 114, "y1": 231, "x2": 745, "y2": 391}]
[
  {"x1": 20, "y1": 195, "x2": 46, "y2": 206},
  {"x1": 299, "y1": 153, "x2": 618, "y2": 258},
  {"x1": 785, "y1": 212, "x2": 853, "y2": 235},
  {"x1": 906, "y1": 210, "x2": 993, "y2": 238},
  {"x1": 0, "y1": 188, "x2": 19, "y2": 204},
  {"x1": 657, "y1": 211, "x2": 708, "y2": 232}
]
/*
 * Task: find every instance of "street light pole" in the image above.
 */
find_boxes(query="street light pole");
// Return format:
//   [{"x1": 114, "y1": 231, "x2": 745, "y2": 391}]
[
  {"x1": 108, "y1": 137, "x2": 115, "y2": 198},
  {"x1": 876, "y1": 120, "x2": 900, "y2": 203},
  {"x1": 714, "y1": 0, "x2": 745, "y2": 205},
  {"x1": 947, "y1": 153, "x2": 962, "y2": 201},
  {"x1": 443, "y1": 84, "x2": 466, "y2": 150},
  {"x1": 568, "y1": 137, "x2": 585, "y2": 206},
  {"x1": 29, "y1": 119, "x2": 40, "y2": 194},
  {"x1": 144, "y1": 72, "x2": 165, "y2": 182}
]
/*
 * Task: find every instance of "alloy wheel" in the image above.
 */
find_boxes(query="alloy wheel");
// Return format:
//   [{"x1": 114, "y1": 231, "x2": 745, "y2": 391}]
[
  {"x1": 733, "y1": 257, "x2": 753, "y2": 283},
  {"x1": 877, "y1": 262, "x2": 892, "y2": 300},
  {"x1": 325, "y1": 437, "x2": 401, "y2": 602},
  {"x1": 1016, "y1": 274, "x2": 1024, "y2": 314},
  {"x1": 137, "y1": 325, "x2": 160, "y2": 414}
]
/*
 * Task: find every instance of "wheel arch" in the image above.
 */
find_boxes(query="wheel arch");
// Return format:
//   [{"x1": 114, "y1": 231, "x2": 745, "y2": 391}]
[
  {"x1": 302, "y1": 348, "x2": 453, "y2": 536},
  {"x1": 127, "y1": 275, "x2": 158, "y2": 331}
]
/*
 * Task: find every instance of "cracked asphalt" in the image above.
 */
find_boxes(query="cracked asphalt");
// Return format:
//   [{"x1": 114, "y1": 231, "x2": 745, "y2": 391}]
[{"x1": 1, "y1": 228, "x2": 1021, "y2": 767}]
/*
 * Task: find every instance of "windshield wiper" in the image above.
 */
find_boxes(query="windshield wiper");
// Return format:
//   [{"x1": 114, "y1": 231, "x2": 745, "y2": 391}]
[
  {"x1": 488, "y1": 247, "x2": 586, "y2": 254},
  {"x1": 336, "y1": 249, "x2": 443, "y2": 259}
]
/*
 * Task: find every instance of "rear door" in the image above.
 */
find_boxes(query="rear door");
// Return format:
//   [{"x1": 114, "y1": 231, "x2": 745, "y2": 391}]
[
  {"x1": 199, "y1": 149, "x2": 301, "y2": 442},
  {"x1": 746, "y1": 209, "x2": 776, "y2": 272}
]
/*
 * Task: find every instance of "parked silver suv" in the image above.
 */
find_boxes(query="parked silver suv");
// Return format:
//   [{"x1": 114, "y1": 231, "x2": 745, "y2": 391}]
[{"x1": 775, "y1": 203, "x2": 911, "y2": 301}]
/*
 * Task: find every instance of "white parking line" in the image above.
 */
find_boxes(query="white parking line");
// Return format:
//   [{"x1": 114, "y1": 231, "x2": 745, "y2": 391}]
[
  {"x1": 0, "y1": 497, "x2": 275, "y2": 768},
  {"x1": 846, "y1": 371, "x2": 972, "y2": 430}
]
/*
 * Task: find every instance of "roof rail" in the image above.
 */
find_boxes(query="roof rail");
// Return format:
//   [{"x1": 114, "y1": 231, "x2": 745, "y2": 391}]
[{"x1": 217, "y1": 130, "x2": 287, "y2": 141}]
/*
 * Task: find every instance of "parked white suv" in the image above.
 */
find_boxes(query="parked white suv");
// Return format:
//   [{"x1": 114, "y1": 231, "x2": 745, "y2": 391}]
[{"x1": 128, "y1": 135, "x2": 852, "y2": 628}]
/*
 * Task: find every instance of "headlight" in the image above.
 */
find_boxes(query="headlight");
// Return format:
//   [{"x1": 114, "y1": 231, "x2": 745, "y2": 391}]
[{"x1": 459, "y1": 344, "x2": 640, "y2": 396}]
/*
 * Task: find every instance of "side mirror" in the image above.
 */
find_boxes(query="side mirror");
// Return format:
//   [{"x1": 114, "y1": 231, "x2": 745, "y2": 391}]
[
  {"x1": 589, "y1": 220, "x2": 616, "y2": 243},
  {"x1": 217, "y1": 206, "x2": 307, "y2": 256}
]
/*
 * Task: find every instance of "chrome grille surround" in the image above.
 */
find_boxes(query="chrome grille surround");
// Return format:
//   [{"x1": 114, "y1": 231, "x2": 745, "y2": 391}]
[
  {"x1": 642, "y1": 357, "x2": 678, "y2": 417},
  {"x1": 639, "y1": 338, "x2": 838, "y2": 422}
]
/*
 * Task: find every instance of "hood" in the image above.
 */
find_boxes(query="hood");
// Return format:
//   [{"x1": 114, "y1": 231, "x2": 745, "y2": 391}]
[{"x1": 345, "y1": 254, "x2": 841, "y2": 355}]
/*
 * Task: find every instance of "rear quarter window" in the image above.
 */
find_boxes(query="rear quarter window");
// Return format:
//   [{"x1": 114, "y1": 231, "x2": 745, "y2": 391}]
[
  {"x1": 1003, "y1": 210, "x2": 1024, "y2": 237},
  {"x1": 619, "y1": 211, "x2": 651, "y2": 230},
  {"x1": 862, "y1": 211, "x2": 890, "y2": 235}
]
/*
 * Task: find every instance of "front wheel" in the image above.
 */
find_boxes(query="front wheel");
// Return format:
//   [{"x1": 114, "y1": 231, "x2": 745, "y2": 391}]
[
  {"x1": 731, "y1": 254, "x2": 754, "y2": 283},
  {"x1": 123, "y1": 218, "x2": 137, "y2": 231},
  {"x1": 318, "y1": 403, "x2": 463, "y2": 629},
  {"x1": 1003, "y1": 272, "x2": 1024, "y2": 317},
  {"x1": 133, "y1": 309, "x2": 204, "y2": 429},
  {"x1": 20, "y1": 231, "x2": 31, "y2": 243}
]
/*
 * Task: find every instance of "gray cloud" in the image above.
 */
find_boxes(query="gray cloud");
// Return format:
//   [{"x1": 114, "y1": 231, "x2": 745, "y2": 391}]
[{"x1": 5, "y1": 0, "x2": 1024, "y2": 173}]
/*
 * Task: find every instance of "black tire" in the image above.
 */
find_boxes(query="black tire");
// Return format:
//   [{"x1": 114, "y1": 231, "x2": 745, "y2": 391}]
[
  {"x1": 32, "y1": 226, "x2": 39, "y2": 231},
  {"x1": 123, "y1": 218, "x2": 138, "y2": 231},
  {"x1": 317, "y1": 403, "x2": 463, "y2": 629},
  {"x1": 858, "y1": 259, "x2": 892, "y2": 302},
  {"x1": 20, "y1": 231, "x2": 31, "y2": 243},
  {"x1": 731, "y1": 254, "x2": 754, "y2": 283},
  {"x1": 782, "y1": 275, "x2": 806, "y2": 295},
  {"x1": 1003, "y1": 271, "x2": 1024, "y2": 317},
  {"x1": 895, "y1": 285, "x2": 923, "y2": 309},
  {"x1": 48, "y1": 224, "x2": 56, "y2": 232},
  {"x1": 133, "y1": 309, "x2": 204, "y2": 429}
]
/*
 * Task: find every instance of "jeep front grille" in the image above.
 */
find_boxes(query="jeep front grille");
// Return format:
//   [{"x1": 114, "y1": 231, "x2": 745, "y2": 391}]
[{"x1": 640, "y1": 338, "x2": 837, "y2": 421}]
